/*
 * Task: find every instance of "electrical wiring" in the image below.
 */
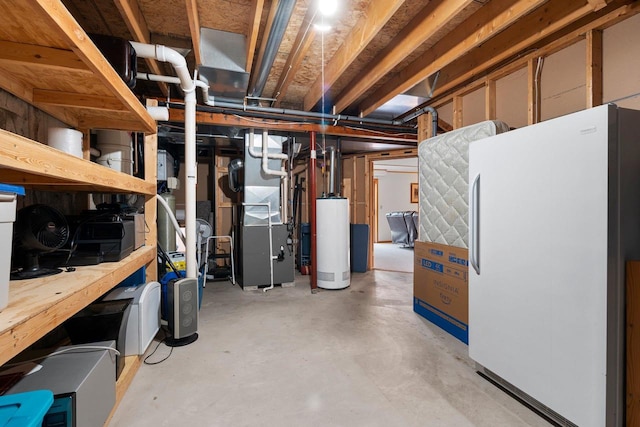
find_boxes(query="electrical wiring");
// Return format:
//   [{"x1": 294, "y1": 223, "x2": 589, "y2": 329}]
[{"x1": 1, "y1": 345, "x2": 120, "y2": 369}]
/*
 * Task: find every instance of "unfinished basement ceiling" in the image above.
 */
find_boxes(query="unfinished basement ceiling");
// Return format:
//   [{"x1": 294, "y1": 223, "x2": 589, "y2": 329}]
[{"x1": 61, "y1": 0, "x2": 638, "y2": 138}]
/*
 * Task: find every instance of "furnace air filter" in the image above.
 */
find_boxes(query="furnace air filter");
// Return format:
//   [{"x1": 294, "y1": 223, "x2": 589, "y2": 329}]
[{"x1": 316, "y1": 197, "x2": 350, "y2": 289}]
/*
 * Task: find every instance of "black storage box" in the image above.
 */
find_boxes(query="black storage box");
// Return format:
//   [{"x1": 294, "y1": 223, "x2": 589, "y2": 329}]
[{"x1": 63, "y1": 299, "x2": 132, "y2": 379}]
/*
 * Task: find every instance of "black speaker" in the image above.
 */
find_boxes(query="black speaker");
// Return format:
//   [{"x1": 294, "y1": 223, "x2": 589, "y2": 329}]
[{"x1": 166, "y1": 278, "x2": 198, "y2": 346}]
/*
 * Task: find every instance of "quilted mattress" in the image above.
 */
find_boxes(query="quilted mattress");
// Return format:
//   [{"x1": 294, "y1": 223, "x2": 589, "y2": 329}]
[{"x1": 418, "y1": 120, "x2": 510, "y2": 248}]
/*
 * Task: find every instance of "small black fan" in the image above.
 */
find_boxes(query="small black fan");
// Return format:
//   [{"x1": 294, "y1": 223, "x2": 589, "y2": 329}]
[{"x1": 11, "y1": 204, "x2": 69, "y2": 280}]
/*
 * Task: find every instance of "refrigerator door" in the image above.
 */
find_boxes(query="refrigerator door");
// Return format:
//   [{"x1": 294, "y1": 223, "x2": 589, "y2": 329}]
[{"x1": 468, "y1": 106, "x2": 613, "y2": 427}]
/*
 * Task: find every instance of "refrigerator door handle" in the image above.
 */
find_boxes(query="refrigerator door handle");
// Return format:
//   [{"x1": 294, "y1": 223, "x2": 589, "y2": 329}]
[{"x1": 470, "y1": 173, "x2": 480, "y2": 275}]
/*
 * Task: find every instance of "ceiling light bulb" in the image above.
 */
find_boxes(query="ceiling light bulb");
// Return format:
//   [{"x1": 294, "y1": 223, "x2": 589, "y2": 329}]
[{"x1": 318, "y1": 0, "x2": 338, "y2": 16}]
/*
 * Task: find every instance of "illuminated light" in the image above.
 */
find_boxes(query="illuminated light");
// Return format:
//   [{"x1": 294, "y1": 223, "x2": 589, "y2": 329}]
[
  {"x1": 318, "y1": 0, "x2": 338, "y2": 16},
  {"x1": 313, "y1": 23, "x2": 332, "y2": 32}
]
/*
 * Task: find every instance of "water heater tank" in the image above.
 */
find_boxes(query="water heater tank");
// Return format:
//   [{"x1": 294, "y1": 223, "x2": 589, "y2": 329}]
[{"x1": 316, "y1": 198, "x2": 350, "y2": 289}]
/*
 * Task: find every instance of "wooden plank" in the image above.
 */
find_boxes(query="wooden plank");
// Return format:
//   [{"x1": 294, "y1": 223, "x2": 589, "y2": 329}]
[
  {"x1": 0, "y1": 40, "x2": 90, "y2": 72},
  {"x1": 249, "y1": 0, "x2": 279, "y2": 92},
  {"x1": 114, "y1": 0, "x2": 169, "y2": 96},
  {"x1": 438, "y1": 117, "x2": 454, "y2": 133},
  {"x1": 453, "y1": 96, "x2": 463, "y2": 129},
  {"x1": 303, "y1": 0, "x2": 409, "y2": 111},
  {"x1": 169, "y1": 109, "x2": 417, "y2": 143},
  {"x1": 33, "y1": 89, "x2": 127, "y2": 111},
  {"x1": 358, "y1": 0, "x2": 552, "y2": 117},
  {"x1": 628, "y1": 260, "x2": 640, "y2": 427},
  {"x1": 430, "y1": 0, "x2": 640, "y2": 110},
  {"x1": 588, "y1": 0, "x2": 610, "y2": 10},
  {"x1": 527, "y1": 58, "x2": 541, "y2": 125},
  {"x1": 0, "y1": 246, "x2": 155, "y2": 366},
  {"x1": 184, "y1": 0, "x2": 202, "y2": 66},
  {"x1": 27, "y1": 0, "x2": 155, "y2": 132},
  {"x1": 0, "y1": 128, "x2": 155, "y2": 194},
  {"x1": 417, "y1": 114, "x2": 431, "y2": 142},
  {"x1": 586, "y1": 29, "x2": 603, "y2": 108},
  {"x1": 246, "y1": 0, "x2": 265, "y2": 75},
  {"x1": 430, "y1": 0, "x2": 608, "y2": 105},
  {"x1": 0, "y1": 66, "x2": 37, "y2": 104},
  {"x1": 272, "y1": 6, "x2": 316, "y2": 106},
  {"x1": 485, "y1": 79, "x2": 496, "y2": 120}
]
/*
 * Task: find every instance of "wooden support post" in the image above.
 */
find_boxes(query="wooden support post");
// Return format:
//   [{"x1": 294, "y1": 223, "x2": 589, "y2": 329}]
[
  {"x1": 485, "y1": 79, "x2": 497, "y2": 120},
  {"x1": 453, "y1": 95, "x2": 463, "y2": 129},
  {"x1": 527, "y1": 57, "x2": 541, "y2": 125},
  {"x1": 417, "y1": 112, "x2": 434, "y2": 142},
  {"x1": 586, "y1": 29, "x2": 603, "y2": 108}
]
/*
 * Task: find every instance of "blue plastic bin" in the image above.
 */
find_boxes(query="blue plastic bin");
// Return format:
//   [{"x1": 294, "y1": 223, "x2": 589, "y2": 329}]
[{"x1": 0, "y1": 390, "x2": 53, "y2": 427}]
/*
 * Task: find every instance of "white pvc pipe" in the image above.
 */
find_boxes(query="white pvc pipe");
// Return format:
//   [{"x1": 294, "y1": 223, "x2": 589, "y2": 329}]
[
  {"x1": 184, "y1": 89, "x2": 197, "y2": 278},
  {"x1": 131, "y1": 42, "x2": 197, "y2": 278},
  {"x1": 147, "y1": 106, "x2": 169, "y2": 121},
  {"x1": 131, "y1": 42, "x2": 195, "y2": 93},
  {"x1": 261, "y1": 130, "x2": 288, "y2": 178}
]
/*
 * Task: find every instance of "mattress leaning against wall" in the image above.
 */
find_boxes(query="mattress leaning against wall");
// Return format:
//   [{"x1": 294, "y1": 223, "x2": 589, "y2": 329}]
[{"x1": 414, "y1": 120, "x2": 510, "y2": 343}]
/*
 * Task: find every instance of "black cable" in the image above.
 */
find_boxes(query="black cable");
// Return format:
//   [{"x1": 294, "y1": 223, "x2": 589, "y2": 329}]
[
  {"x1": 143, "y1": 329, "x2": 173, "y2": 365},
  {"x1": 157, "y1": 242, "x2": 183, "y2": 277}
]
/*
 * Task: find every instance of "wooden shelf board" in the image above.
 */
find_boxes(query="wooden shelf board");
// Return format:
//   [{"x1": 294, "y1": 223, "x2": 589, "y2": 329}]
[
  {"x1": 0, "y1": 129, "x2": 155, "y2": 195},
  {"x1": 0, "y1": 245, "x2": 156, "y2": 366},
  {"x1": 0, "y1": 0, "x2": 156, "y2": 133}
]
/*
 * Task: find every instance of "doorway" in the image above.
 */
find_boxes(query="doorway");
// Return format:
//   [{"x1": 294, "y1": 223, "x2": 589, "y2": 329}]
[{"x1": 371, "y1": 157, "x2": 418, "y2": 272}]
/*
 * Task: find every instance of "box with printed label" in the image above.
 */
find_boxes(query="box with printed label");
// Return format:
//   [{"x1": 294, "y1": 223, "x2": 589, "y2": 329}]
[{"x1": 413, "y1": 240, "x2": 468, "y2": 344}]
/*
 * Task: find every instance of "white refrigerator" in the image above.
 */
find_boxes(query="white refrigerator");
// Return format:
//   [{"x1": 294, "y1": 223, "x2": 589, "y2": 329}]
[{"x1": 468, "y1": 104, "x2": 640, "y2": 427}]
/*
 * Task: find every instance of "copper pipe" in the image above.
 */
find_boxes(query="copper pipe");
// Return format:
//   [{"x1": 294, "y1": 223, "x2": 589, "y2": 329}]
[{"x1": 309, "y1": 131, "x2": 318, "y2": 292}]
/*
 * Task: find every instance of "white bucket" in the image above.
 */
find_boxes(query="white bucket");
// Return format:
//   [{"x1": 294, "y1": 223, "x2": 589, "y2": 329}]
[
  {"x1": 47, "y1": 127, "x2": 83, "y2": 158},
  {"x1": 96, "y1": 155, "x2": 134, "y2": 174},
  {"x1": 96, "y1": 130, "x2": 133, "y2": 174}
]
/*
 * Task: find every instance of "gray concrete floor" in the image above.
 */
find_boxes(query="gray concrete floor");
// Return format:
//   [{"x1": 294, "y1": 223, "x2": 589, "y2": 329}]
[{"x1": 109, "y1": 270, "x2": 552, "y2": 427}]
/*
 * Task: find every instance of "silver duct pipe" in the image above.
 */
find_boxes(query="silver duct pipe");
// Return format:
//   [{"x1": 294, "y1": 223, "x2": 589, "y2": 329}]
[
  {"x1": 328, "y1": 146, "x2": 336, "y2": 195},
  {"x1": 399, "y1": 106, "x2": 439, "y2": 137},
  {"x1": 249, "y1": 0, "x2": 297, "y2": 98},
  {"x1": 206, "y1": 97, "x2": 408, "y2": 127},
  {"x1": 136, "y1": 72, "x2": 426, "y2": 129}
]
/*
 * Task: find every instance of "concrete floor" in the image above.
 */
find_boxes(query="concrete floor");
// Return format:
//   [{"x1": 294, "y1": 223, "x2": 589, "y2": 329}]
[{"x1": 109, "y1": 270, "x2": 552, "y2": 427}]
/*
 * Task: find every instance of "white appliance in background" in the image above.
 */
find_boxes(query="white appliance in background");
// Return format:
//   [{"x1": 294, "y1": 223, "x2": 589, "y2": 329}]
[
  {"x1": 104, "y1": 282, "x2": 161, "y2": 355},
  {"x1": 468, "y1": 104, "x2": 640, "y2": 427}
]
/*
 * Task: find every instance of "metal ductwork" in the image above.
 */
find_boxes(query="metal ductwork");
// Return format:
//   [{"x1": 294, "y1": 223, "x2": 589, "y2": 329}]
[
  {"x1": 198, "y1": 28, "x2": 250, "y2": 104},
  {"x1": 249, "y1": 0, "x2": 296, "y2": 98}
]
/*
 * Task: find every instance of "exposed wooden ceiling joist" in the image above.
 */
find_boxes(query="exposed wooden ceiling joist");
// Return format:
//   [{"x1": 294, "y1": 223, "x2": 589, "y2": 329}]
[
  {"x1": 302, "y1": 0, "x2": 408, "y2": 112},
  {"x1": 430, "y1": 0, "x2": 615, "y2": 103},
  {"x1": 587, "y1": 0, "x2": 610, "y2": 11},
  {"x1": 113, "y1": 0, "x2": 169, "y2": 96},
  {"x1": 358, "y1": 0, "x2": 553, "y2": 117},
  {"x1": 425, "y1": 0, "x2": 640, "y2": 113},
  {"x1": 330, "y1": 0, "x2": 474, "y2": 114},
  {"x1": 185, "y1": 0, "x2": 202, "y2": 66},
  {"x1": 248, "y1": 0, "x2": 280, "y2": 95},
  {"x1": 272, "y1": 5, "x2": 316, "y2": 106},
  {"x1": 246, "y1": 0, "x2": 265, "y2": 75}
]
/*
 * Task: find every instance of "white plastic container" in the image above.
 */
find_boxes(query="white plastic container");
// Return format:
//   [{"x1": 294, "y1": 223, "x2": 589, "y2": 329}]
[
  {"x1": 316, "y1": 197, "x2": 350, "y2": 289},
  {"x1": 0, "y1": 183, "x2": 25, "y2": 311},
  {"x1": 47, "y1": 127, "x2": 83, "y2": 158},
  {"x1": 96, "y1": 130, "x2": 133, "y2": 174}
]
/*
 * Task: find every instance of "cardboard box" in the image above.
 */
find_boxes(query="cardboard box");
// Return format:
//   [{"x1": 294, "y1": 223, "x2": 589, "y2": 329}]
[{"x1": 413, "y1": 240, "x2": 468, "y2": 344}]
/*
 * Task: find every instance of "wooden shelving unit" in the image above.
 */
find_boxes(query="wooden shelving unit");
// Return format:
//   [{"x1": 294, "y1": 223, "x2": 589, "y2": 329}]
[{"x1": 0, "y1": 0, "x2": 159, "y2": 421}]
